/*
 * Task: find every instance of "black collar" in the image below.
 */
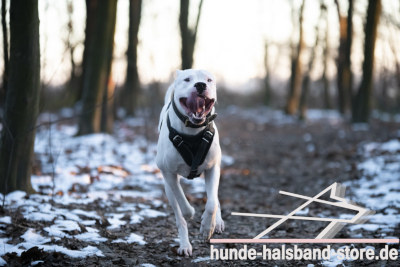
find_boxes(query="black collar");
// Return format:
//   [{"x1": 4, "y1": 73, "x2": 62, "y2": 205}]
[{"x1": 171, "y1": 95, "x2": 217, "y2": 128}]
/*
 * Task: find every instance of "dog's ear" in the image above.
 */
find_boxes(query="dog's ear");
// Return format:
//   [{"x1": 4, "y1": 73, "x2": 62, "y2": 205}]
[{"x1": 175, "y1": 70, "x2": 183, "y2": 78}]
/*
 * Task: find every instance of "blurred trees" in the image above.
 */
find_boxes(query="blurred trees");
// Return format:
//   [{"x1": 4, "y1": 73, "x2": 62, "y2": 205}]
[
  {"x1": 77, "y1": 0, "x2": 117, "y2": 135},
  {"x1": 0, "y1": 0, "x2": 40, "y2": 193},
  {"x1": 352, "y1": 0, "x2": 382, "y2": 122},
  {"x1": 285, "y1": 0, "x2": 306, "y2": 115},
  {"x1": 335, "y1": 0, "x2": 353, "y2": 115},
  {"x1": 263, "y1": 42, "x2": 272, "y2": 106},
  {"x1": 179, "y1": 0, "x2": 203, "y2": 70},
  {"x1": 299, "y1": 3, "x2": 326, "y2": 120},
  {"x1": 321, "y1": 3, "x2": 332, "y2": 110},
  {"x1": 121, "y1": 0, "x2": 142, "y2": 116},
  {"x1": 1, "y1": 0, "x2": 8, "y2": 108},
  {"x1": 65, "y1": 0, "x2": 81, "y2": 104}
]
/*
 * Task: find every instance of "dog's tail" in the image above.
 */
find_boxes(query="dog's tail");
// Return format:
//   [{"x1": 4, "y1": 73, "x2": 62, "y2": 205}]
[{"x1": 158, "y1": 84, "x2": 174, "y2": 132}]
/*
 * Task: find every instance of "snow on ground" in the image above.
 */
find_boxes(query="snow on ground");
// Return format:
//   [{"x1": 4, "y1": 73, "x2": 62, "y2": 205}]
[
  {"x1": 226, "y1": 106, "x2": 343, "y2": 125},
  {"x1": 322, "y1": 139, "x2": 400, "y2": 267},
  {"x1": 345, "y1": 139, "x2": 400, "y2": 233},
  {"x1": 0, "y1": 115, "x2": 172, "y2": 263},
  {"x1": 0, "y1": 111, "x2": 234, "y2": 264}
]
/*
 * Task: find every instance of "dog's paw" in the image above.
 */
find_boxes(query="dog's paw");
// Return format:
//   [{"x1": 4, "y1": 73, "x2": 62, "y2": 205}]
[
  {"x1": 200, "y1": 211, "x2": 216, "y2": 241},
  {"x1": 182, "y1": 205, "x2": 195, "y2": 220},
  {"x1": 177, "y1": 242, "x2": 192, "y2": 257},
  {"x1": 215, "y1": 216, "x2": 225, "y2": 234}
]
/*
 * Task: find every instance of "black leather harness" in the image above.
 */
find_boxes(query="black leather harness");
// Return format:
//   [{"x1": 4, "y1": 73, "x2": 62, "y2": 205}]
[{"x1": 165, "y1": 98, "x2": 217, "y2": 179}]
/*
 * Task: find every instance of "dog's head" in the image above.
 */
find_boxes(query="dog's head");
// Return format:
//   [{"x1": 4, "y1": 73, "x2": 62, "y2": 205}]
[{"x1": 173, "y1": 69, "x2": 217, "y2": 125}]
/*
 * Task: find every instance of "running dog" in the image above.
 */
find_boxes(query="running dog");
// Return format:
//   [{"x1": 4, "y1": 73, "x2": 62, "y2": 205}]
[{"x1": 156, "y1": 69, "x2": 224, "y2": 256}]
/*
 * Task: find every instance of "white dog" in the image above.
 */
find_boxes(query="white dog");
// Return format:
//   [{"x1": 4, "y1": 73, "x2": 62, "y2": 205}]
[{"x1": 156, "y1": 69, "x2": 224, "y2": 256}]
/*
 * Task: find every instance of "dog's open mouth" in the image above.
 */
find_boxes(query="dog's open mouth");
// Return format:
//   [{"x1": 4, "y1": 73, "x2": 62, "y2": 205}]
[{"x1": 179, "y1": 93, "x2": 215, "y2": 124}]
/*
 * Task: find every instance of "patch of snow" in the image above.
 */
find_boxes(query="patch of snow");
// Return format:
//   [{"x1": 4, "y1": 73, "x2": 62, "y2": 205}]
[
  {"x1": 25, "y1": 212, "x2": 57, "y2": 222},
  {"x1": 75, "y1": 232, "x2": 107, "y2": 244},
  {"x1": 31, "y1": 260, "x2": 44, "y2": 266},
  {"x1": 192, "y1": 256, "x2": 211, "y2": 263},
  {"x1": 138, "y1": 209, "x2": 167, "y2": 218},
  {"x1": 130, "y1": 214, "x2": 144, "y2": 224},
  {"x1": 295, "y1": 207, "x2": 309, "y2": 216},
  {"x1": 40, "y1": 245, "x2": 104, "y2": 258},
  {"x1": 221, "y1": 154, "x2": 234, "y2": 166},
  {"x1": 44, "y1": 219, "x2": 80, "y2": 238},
  {"x1": 112, "y1": 233, "x2": 146, "y2": 245},
  {"x1": 71, "y1": 209, "x2": 100, "y2": 219},
  {"x1": 1, "y1": 191, "x2": 26, "y2": 205},
  {"x1": 348, "y1": 224, "x2": 380, "y2": 231},
  {"x1": 21, "y1": 229, "x2": 51, "y2": 245},
  {"x1": 0, "y1": 217, "x2": 11, "y2": 224},
  {"x1": 106, "y1": 213, "x2": 127, "y2": 230},
  {"x1": 81, "y1": 220, "x2": 96, "y2": 226},
  {"x1": 141, "y1": 264, "x2": 157, "y2": 267}
]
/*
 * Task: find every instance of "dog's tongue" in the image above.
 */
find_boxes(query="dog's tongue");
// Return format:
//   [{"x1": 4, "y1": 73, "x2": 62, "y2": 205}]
[{"x1": 187, "y1": 93, "x2": 205, "y2": 114}]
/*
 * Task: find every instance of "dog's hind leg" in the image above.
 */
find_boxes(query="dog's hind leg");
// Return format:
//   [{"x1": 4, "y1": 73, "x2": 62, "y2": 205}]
[
  {"x1": 200, "y1": 165, "x2": 223, "y2": 240},
  {"x1": 164, "y1": 181, "x2": 192, "y2": 256}
]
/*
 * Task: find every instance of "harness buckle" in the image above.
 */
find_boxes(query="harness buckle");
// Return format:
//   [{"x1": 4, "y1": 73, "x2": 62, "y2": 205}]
[
  {"x1": 204, "y1": 130, "x2": 214, "y2": 140},
  {"x1": 172, "y1": 135, "x2": 183, "y2": 147}
]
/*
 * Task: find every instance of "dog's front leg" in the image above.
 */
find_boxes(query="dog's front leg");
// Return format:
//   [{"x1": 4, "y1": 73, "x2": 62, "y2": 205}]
[
  {"x1": 201, "y1": 164, "x2": 224, "y2": 240},
  {"x1": 163, "y1": 172, "x2": 195, "y2": 256},
  {"x1": 163, "y1": 172, "x2": 195, "y2": 219}
]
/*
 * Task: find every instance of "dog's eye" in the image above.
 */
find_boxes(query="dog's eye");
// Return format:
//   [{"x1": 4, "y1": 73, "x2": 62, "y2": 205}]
[
  {"x1": 184, "y1": 78, "x2": 190, "y2": 82},
  {"x1": 207, "y1": 78, "x2": 212, "y2": 83}
]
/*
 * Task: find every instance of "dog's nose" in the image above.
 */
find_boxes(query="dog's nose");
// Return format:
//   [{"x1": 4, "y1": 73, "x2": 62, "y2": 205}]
[{"x1": 194, "y1": 82, "x2": 207, "y2": 94}]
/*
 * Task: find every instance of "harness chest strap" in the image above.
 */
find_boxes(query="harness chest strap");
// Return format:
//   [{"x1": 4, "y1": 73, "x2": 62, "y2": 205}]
[{"x1": 167, "y1": 115, "x2": 215, "y2": 179}]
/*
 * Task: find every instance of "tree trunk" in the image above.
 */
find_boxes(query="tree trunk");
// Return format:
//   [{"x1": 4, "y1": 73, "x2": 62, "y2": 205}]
[
  {"x1": 335, "y1": 0, "x2": 353, "y2": 114},
  {"x1": 179, "y1": 0, "x2": 203, "y2": 70},
  {"x1": 123, "y1": 0, "x2": 142, "y2": 116},
  {"x1": 0, "y1": 0, "x2": 40, "y2": 194},
  {"x1": 352, "y1": 0, "x2": 381, "y2": 123},
  {"x1": 76, "y1": 0, "x2": 97, "y2": 106},
  {"x1": 263, "y1": 42, "x2": 272, "y2": 106},
  {"x1": 344, "y1": 0, "x2": 353, "y2": 111},
  {"x1": 322, "y1": 4, "x2": 332, "y2": 110},
  {"x1": 78, "y1": 0, "x2": 117, "y2": 135},
  {"x1": 65, "y1": 0, "x2": 80, "y2": 105},
  {"x1": 299, "y1": 3, "x2": 324, "y2": 120},
  {"x1": 1, "y1": 0, "x2": 9, "y2": 107},
  {"x1": 285, "y1": 0, "x2": 306, "y2": 115}
]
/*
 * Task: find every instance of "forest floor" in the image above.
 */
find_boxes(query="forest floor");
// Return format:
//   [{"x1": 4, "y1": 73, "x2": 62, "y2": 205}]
[{"x1": 0, "y1": 106, "x2": 399, "y2": 266}]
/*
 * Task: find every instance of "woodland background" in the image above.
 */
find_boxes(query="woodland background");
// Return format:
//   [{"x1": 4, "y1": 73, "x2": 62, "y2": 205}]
[{"x1": 0, "y1": 0, "x2": 399, "y2": 266}]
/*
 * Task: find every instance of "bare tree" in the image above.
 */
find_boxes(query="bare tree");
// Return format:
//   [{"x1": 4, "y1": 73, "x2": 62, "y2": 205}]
[
  {"x1": 263, "y1": 42, "x2": 273, "y2": 106},
  {"x1": 78, "y1": 0, "x2": 117, "y2": 135},
  {"x1": 352, "y1": 0, "x2": 381, "y2": 122},
  {"x1": 76, "y1": 0, "x2": 97, "y2": 106},
  {"x1": 1, "y1": 0, "x2": 9, "y2": 106},
  {"x1": 321, "y1": 2, "x2": 332, "y2": 109},
  {"x1": 335, "y1": 0, "x2": 353, "y2": 114},
  {"x1": 62, "y1": 0, "x2": 83, "y2": 107},
  {"x1": 179, "y1": 0, "x2": 204, "y2": 70},
  {"x1": 122, "y1": 0, "x2": 142, "y2": 116},
  {"x1": 285, "y1": 0, "x2": 306, "y2": 115},
  {"x1": 0, "y1": 0, "x2": 40, "y2": 193},
  {"x1": 299, "y1": 3, "x2": 325, "y2": 120}
]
